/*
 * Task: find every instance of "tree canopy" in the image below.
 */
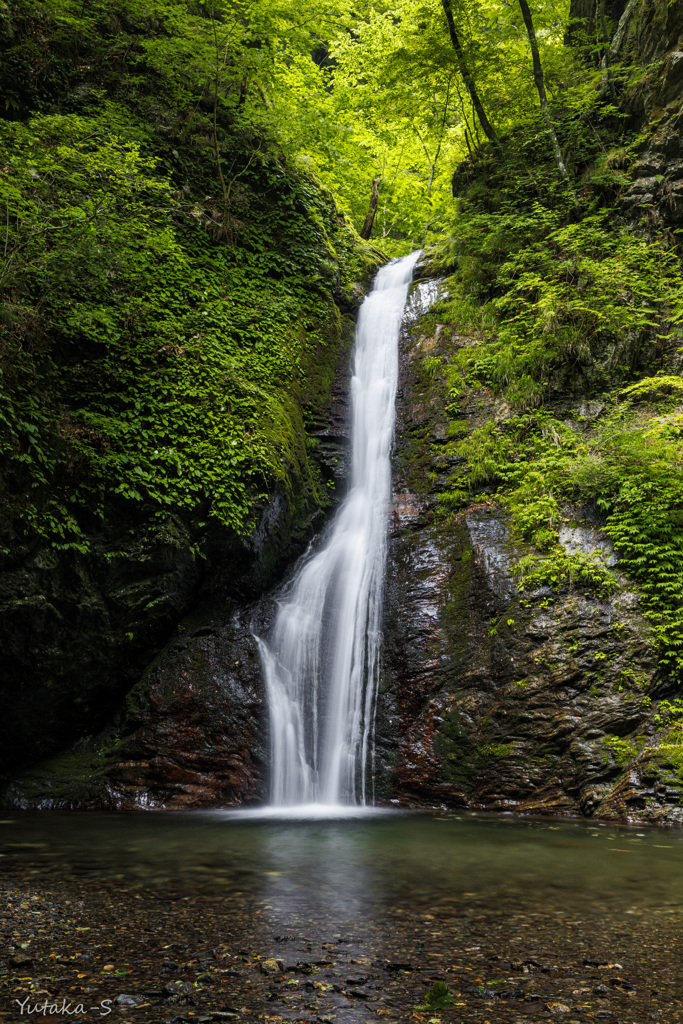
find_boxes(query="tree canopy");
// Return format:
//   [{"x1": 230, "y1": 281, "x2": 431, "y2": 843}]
[{"x1": 2, "y1": 0, "x2": 636, "y2": 252}]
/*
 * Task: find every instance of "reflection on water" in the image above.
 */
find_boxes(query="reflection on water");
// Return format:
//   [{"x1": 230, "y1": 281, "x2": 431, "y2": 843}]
[
  {"x1": 2, "y1": 811, "x2": 683, "y2": 919},
  {"x1": 258, "y1": 821, "x2": 375, "y2": 929}
]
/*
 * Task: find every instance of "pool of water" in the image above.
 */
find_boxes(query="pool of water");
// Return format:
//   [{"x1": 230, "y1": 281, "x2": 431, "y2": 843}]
[
  {"x1": 1, "y1": 811, "x2": 682, "y2": 1022},
  {"x1": 2, "y1": 809, "x2": 682, "y2": 908}
]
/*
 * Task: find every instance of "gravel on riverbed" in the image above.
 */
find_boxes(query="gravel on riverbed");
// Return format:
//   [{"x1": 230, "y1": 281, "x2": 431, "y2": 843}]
[{"x1": 1, "y1": 866, "x2": 681, "y2": 1023}]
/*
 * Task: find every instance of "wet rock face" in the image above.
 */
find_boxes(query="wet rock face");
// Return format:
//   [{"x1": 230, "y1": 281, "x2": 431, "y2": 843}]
[
  {"x1": 0, "y1": 592, "x2": 277, "y2": 810},
  {"x1": 0, "y1": 514, "x2": 200, "y2": 773},
  {"x1": 102, "y1": 607, "x2": 270, "y2": 809},
  {"x1": 567, "y1": 0, "x2": 628, "y2": 51},
  {"x1": 565, "y1": 1, "x2": 683, "y2": 239},
  {"x1": 0, "y1": 495, "x2": 298, "y2": 786},
  {"x1": 615, "y1": 0, "x2": 683, "y2": 234},
  {"x1": 376, "y1": 284, "x2": 683, "y2": 824},
  {"x1": 0, "y1": 304, "x2": 354, "y2": 799}
]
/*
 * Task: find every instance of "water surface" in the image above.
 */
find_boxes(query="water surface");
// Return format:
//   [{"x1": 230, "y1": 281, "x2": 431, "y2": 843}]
[{"x1": 2, "y1": 812, "x2": 682, "y2": 1022}]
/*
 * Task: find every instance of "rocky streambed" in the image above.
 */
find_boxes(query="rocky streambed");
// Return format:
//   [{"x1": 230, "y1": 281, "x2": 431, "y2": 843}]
[{"x1": 1, "y1": 811, "x2": 682, "y2": 1023}]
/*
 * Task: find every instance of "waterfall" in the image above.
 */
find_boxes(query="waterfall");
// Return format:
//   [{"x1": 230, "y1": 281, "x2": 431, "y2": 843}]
[{"x1": 257, "y1": 251, "x2": 420, "y2": 808}]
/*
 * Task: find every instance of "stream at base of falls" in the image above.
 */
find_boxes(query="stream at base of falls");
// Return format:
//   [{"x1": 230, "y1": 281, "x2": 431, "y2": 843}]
[{"x1": 2, "y1": 811, "x2": 682, "y2": 1022}]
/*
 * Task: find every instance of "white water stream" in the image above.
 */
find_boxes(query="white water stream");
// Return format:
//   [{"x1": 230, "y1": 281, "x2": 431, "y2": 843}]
[{"x1": 257, "y1": 251, "x2": 420, "y2": 808}]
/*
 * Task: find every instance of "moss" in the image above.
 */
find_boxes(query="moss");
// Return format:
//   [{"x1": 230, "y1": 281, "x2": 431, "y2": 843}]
[
  {"x1": 447, "y1": 419, "x2": 469, "y2": 438},
  {"x1": 485, "y1": 742, "x2": 515, "y2": 758},
  {"x1": 650, "y1": 743, "x2": 683, "y2": 780},
  {"x1": 433, "y1": 707, "x2": 482, "y2": 791},
  {"x1": 1, "y1": 744, "x2": 111, "y2": 807},
  {"x1": 602, "y1": 734, "x2": 648, "y2": 767},
  {"x1": 439, "y1": 529, "x2": 476, "y2": 667}
]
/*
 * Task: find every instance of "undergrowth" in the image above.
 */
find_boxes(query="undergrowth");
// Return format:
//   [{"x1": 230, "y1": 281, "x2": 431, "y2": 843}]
[
  {"x1": 436, "y1": 392, "x2": 683, "y2": 680},
  {"x1": 0, "y1": 16, "x2": 380, "y2": 556},
  {"x1": 421, "y1": 111, "x2": 683, "y2": 682}
]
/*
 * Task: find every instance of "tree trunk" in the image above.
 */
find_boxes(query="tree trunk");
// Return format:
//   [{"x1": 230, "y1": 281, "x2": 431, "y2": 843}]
[
  {"x1": 238, "y1": 74, "x2": 248, "y2": 106},
  {"x1": 440, "y1": 0, "x2": 500, "y2": 152},
  {"x1": 566, "y1": 0, "x2": 628, "y2": 59},
  {"x1": 606, "y1": 0, "x2": 639, "y2": 59},
  {"x1": 360, "y1": 177, "x2": 381, "y2": 240},
  {"x1": 517, "y1": 0, "x2": 572, "y2": 185}
]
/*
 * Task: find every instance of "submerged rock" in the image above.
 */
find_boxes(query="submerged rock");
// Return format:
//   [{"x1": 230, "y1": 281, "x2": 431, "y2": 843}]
[{"x1": 259, "y1": 958, "x2": 285, "y2": 975}]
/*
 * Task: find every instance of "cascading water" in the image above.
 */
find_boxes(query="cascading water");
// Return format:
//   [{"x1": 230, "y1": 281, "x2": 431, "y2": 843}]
[{"x1": 257, "y1": 251, "x2": 420, "y2": 808}]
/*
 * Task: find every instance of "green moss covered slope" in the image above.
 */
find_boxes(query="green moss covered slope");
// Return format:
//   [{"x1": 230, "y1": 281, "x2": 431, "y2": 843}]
[
  {"x1": 0, "y1": 1, "x2": 381, "y2": 773},
  {"x1": 377, "y1": 6, "x2": 683, "y2": 820}
]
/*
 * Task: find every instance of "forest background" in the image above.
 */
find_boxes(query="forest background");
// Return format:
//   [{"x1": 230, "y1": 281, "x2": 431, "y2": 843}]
[{"x1": 3, "y1": 0, "x2": 683, "y2": 783}]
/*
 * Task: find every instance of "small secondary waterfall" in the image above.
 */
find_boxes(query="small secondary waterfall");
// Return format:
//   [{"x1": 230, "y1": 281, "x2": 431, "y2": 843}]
[{"x1": 257, "y1": 250, "x2": 420, "y2": 808}]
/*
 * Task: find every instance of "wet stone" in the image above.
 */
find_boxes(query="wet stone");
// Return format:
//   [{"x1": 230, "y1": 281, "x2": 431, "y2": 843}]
[
  {"x1": 260, "y1": 957, "x2": 285, "y2": 974},
  {"x1": 116, "y1": 993, "x2": 144, "y2": 1006}
]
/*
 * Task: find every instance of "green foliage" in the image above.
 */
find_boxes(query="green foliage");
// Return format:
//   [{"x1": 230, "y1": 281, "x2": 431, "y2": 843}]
[
  {"x1": 486, "y1": 742, "x2": 514, "y2": 757},
  {"x1": 418, "y1": 981, "x2": 456, "y2": 1010},
  {"x1": 620, "y1": 375, "x2": 683, "y2": 401},
  {"x1": 514, "y1": 551, "x2": 617, "y2": 596},
  {"x1": 489, "y1": 217, "x2": 683, "y2": 405},
  {"x1": 416, "y1": 44, "x2": 683, "y2": 682},
  {"x1": 0, "y1": 8, "x2": 379, "y2": 554},
  {"x1": 654, "y1": 699, "x2": 683, "y2": 728},
  {"x1": 442, "y1": 201, "x2": 683, "y2": 409},
  {"x1": 603, "y1": 734, "x2": 640, "y2": 767},
  {"x1": 649, "y1": 702, "x2": 683, "y2": 778},
  {"x1": 568, "y1": 412, "x2": 683, "y2": 675},
  {"x1": 434, "y1": 394, "x2": 683, "y2": 676},
  {"x1": 0, "y1": 0, "x2": 664, "y2": 255}
]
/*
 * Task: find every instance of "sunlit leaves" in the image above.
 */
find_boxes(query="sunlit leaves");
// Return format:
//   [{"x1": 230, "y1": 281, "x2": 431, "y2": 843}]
[{"x1": 0, "y1": 85, "x2": 372, "y2": 549}]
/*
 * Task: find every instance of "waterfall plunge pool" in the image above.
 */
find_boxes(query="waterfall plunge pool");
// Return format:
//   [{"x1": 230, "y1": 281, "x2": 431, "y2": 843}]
[{"x1": 1, "y1": 811, "x2": 682, "y2": 1021}]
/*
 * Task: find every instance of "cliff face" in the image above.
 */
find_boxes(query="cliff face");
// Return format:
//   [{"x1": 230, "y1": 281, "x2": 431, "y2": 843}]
[
  {"x1": 376, "y1": 282, "x2": 683, "y2": 824},
  {"x1": 0, "y1": 2, "x2": 380, "y2": 790},
  {"x1": 0, "y1": 324, "x2": 354, "y2": 809},
  {"x1": 615, "y1": 0, "x2": 683, "y2": 233},
  {"x1": 7, "y1": 268, "x2": 683, "y2": 818},
  {"x1": 372, "y1": 0, "x2": 683, "y2": 825},
  {"x1": 0, "y1": 235, "x2": 363, "y2": 792}
]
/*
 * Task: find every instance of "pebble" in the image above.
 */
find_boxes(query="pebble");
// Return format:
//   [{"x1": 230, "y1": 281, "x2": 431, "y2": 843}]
[
  {"x1": 259, "y1": 957, "x2": 284, "y2": 974},
  {"x1": 115, "y1": 993, "x2": 142, "y2": 1006}
]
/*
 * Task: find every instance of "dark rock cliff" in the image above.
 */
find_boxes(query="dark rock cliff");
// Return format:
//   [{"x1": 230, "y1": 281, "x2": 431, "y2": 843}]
[
  {"x1": 376, "y1": 281, "x2": 683, "y2": 824},
  {"x1": 0, "y1": 303, "x2": 356, "y2": 809},
  {"x1": 603, "y1": 0, "x2": 683, "y2": 232}
]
